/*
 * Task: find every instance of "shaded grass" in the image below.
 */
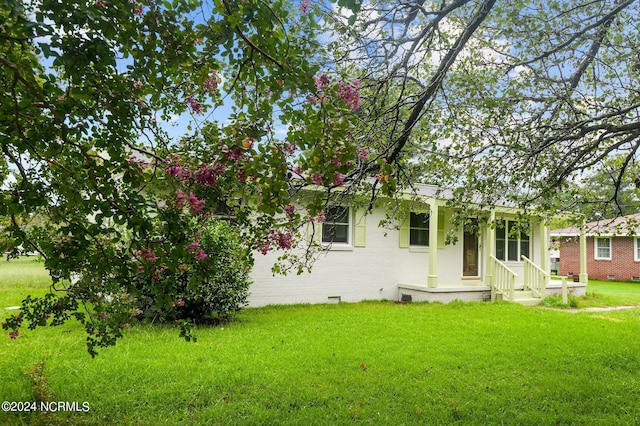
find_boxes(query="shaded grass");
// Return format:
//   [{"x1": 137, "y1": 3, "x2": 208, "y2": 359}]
[{"x1": 1, "y1": 260, "x2": 640, "y2": 424}]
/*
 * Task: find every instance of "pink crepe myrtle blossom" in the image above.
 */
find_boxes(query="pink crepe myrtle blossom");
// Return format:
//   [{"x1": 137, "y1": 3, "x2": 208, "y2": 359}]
[
  {"x1": 136, "y1": 248, "x2": 157, "y2": 263},
  {"x1": 283, "y1": 144, "x2": 297, "y2": 155},
  {"x1": 203, "y1": 72, "x2": 220, "y2": 94},
  {"x1": 284, "y1": 204, "x2": 296, "y2": 215},
  {"x1": 310, "y1": 173, "x2": 324, "y2": 186},
  {"x1": 314, "y1": 73, "x2": 330, "y2": 90},
  {"x1": 188, "y1": 193, "x2": 205, "y2": 213},
  {"x1": 177, "y1": 298, "x2": 185, "y2": 307},
  {"x1": 175, "y1": 190, "x2": 188, "y2": 209},
  {"x1": 187, "y1": 241, "x2": 200, "y2": 253},
  {"x1": 337, "y1": 81, "x2": 362, "y2": 110},
  {"x1": 299, "y1": 0, "x2": 310, "y2": 14},
  {"x1": 186, "y1": 96, "x2": 204, "y2": 114},
  {"x1": 257, "y1": 240, "x2": 271, "y2": 255},
  {"x1": 332, "y1": 171, "x2": 345, "y2": 187},
  {"x1": 271, "y1": 229, "x2": 296, "y2": 250},
  {"x1": 195, "y1": 249, "x2": 208, "y2": 260},
  {"x1": 166, "y1": 158, "x2": 192, "y2": 183},
  {"x1": 225, "y1": 149, "x2": 244, "y2": 162},
  {"x1": 195, "y1": 163, "x2": 226, "y2": 187},
  {"x1": 357, "y1": 147, "x2": 370, "y2": 160},
  {"x1": 309, "y1": 210, "x2": 326, "y2": 223}
]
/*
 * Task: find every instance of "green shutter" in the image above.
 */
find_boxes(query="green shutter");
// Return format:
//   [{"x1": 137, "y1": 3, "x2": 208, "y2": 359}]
[
  {"x1": 399, "y1": 217, "x2": 410, "y2": 248},
  {"x1": 354, "y1": 209, "x2": 367, "y2": 247},
  {"x1": 437, "y1": 211, "x2": 446, "y2": 249}
]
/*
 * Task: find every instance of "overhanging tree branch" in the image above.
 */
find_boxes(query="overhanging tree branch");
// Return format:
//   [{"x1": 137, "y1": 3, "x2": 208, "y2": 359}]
[{"x1": 385, "y1": 0, "x2": 497, "y2": 165}]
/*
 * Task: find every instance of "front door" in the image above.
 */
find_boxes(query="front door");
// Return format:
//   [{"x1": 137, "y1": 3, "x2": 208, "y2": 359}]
[{"x1": 463, "y1": 222, "x2": 479, "y2": 277}]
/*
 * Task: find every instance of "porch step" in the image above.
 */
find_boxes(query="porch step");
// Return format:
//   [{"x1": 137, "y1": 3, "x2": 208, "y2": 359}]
[{"x1": 512, "y1": 290, "x2": 541, "y2": 306}]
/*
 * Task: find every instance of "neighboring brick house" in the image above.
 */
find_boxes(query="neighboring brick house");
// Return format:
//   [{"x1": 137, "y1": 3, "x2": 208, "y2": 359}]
[{"x1": 552, "y1": 213, "x2": 640, "y2": 281}]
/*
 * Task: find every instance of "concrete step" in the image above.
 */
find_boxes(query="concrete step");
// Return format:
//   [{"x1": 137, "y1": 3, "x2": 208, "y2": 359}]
[
  {"x1": 513, "y1": 297, "x2": 541, "y2": 306},
  {"x1": 512, "y1": 290, "x2": 541, "y2": 306},
  {"x1": 514, "y1": 290, "x2": 535, "y2": 299}
]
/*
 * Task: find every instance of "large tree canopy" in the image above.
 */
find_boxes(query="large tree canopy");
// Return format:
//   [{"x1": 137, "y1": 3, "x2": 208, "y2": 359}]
[
  {"x1": 1, "y1": 0, "x2": 359, "y2": 354},
  {"x1": 326, "y1": 0, "x2": 640, "y2": 217},
  {"x1": 2, "y1": 0, "x2": 640, "y2": 353}
]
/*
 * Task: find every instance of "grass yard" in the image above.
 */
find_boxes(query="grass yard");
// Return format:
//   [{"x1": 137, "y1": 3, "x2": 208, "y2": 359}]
[
  {"x1": 578, "y1": 280, "x2": 640, "y2": 307},
  {"x1": 1, "y1": 258, "x2": 640, "y2": 425}
]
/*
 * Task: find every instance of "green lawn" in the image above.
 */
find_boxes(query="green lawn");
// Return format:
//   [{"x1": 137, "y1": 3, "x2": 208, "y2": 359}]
[
  {"x1": 2, "y1": 258, "x2": 640, "y2": 425},
  {"x1": 578, "y1": 280, "x2": 640, "y2": 307}
]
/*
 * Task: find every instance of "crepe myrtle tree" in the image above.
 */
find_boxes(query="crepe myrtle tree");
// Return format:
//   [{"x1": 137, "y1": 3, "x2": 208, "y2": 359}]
[{"x1": 0, "y1": 0, "x2": 373, "y2": 355}]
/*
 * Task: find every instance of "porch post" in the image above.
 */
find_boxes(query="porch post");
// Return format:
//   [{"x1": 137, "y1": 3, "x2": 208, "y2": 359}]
[
  {"x1": 579, "y1": 224, "x2": 588, "y2": 284},
  {"x1": 485, "y1": 210, "x2": 495, "y2": 287},
  {"x1": 539, "y1": 220, "x2": 550, "y2": 284},
  {"x1": 428, "y1": 201, "x2": 439, "y2": 288}
]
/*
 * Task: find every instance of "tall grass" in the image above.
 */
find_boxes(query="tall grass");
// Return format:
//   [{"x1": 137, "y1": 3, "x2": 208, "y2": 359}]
[{"x1": 2, "y1": 259, "x2": 640, "y2": 425}]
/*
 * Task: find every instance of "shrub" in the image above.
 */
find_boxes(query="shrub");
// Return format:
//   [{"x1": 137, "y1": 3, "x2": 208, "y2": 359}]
[
  {"x1": 135, "y1": 218, "x2": 253, "y2": 324},
  {"x1": 539, "y1": 295, "x2": 578, "y2": 309}
]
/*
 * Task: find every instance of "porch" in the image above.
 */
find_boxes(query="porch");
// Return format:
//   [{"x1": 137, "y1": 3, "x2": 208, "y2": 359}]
[
  {"x1": 404, "y1": 202, "x2": 589, "y2": 305},
  {"x1": 399, "y1": 256, "x2": 588, "y2": 305}
]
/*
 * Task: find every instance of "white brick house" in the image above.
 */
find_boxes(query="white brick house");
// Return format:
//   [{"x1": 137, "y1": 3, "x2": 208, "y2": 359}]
[{"x1": 249, "y1": 184, "x2": 585, "y2": 306}]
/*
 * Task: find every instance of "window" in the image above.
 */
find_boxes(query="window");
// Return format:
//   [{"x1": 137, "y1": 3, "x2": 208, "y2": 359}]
[
  {"x1": 635, "y1": 238, "x2": 640, "y2": 262},
  {"x1": 322, "y1": 207, "x2": 350, "y2": 244},
  {"x1": 520, "y1": 230, "x2": 530, "y2": 259},
  {"x1": 409, "y1": 212, "x2": 429, "y2": 246},
  {"x1": 495, "y1": 220, "x2": 530, "y2": 262},
  {"x1": 594, "y1": 237, "x2": 611, "y2": 260}
]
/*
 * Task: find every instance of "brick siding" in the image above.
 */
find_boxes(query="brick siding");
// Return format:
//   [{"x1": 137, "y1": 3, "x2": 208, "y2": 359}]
[{"x1": 559, "y1": 236, "x2": 640, "y2": 281}]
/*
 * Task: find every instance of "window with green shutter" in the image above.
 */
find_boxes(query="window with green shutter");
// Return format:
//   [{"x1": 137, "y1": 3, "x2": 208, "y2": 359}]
[
  {"x1": 409, "y1": 212, "x2": 429, "y2": 246},
  {"x1": 322, "y1": 207, "x2": 350, "y2": 244}
]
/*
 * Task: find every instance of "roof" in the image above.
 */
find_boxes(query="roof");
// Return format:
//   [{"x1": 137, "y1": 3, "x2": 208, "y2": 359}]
[
  {"x1": 551, "y1": 212, "x2": 640, "y2": 237},
  {"x1": 412, "y1": 184, "x2": 518, "y2": 209}
]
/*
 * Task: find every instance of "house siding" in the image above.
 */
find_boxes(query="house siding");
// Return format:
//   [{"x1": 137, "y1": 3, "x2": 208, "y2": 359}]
[
  {"x1": 559, "y1": 236, "x2": 640, "y2": 281},
  {"x1": 249, "y1": 206, "x2": 547, "y2": 306}
]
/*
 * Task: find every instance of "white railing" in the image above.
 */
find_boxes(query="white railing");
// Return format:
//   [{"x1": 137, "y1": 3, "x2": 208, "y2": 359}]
[
  {"x1": 489, "y1": 255, "x2": 516, "y2": 302},
  {"x1": 522, "y1": 255, "x2": 548, "y2": 298}
]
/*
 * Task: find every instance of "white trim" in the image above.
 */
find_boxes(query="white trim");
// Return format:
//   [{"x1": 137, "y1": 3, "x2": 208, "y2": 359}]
[
  {"x1": 635, "y1": 237, "x2": 640, "y2": 262},
  {"x1": 594, "y1": 237, "x2": 611, "y2": 260},
  {"x1": 322, "y1": 207, "x2": 352, "y2": 249},
  {"x1": 409, "y1": 246, "x2": 430, "y2": 253}
]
